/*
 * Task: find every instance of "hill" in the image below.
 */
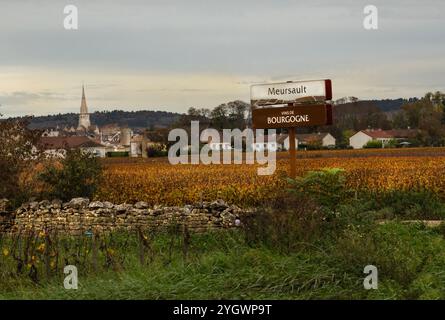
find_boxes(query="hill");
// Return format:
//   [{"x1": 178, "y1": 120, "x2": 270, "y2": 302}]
[
  {"x1": 334, "y1": 97, "x2": 416, "y2": 112},
  {"x1": 9, "y1": 98, "x2": 415, "y2": 131},
  {"x1": 24, "y1": 110, "x2": 182, "y2": 130}
]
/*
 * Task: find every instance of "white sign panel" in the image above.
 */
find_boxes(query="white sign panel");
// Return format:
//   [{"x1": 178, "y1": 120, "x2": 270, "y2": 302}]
[{"x1": 250, "y1": 79, "x2": 332, "y2": 108}]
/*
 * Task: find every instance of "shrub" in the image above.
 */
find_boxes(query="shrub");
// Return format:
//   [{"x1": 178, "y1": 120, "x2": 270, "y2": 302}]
[
  {"x1": 363, "y1": 190, "x2": 445, "y2": 220},
  {"x1": 287, "y1": 168, "x2": 352, "y2": 210},
  {"x1": 147, "y1": 146, "x2": 167, "y2": 157},
  {"x1": 242, "y1": 196, "x2": 328, "y2": 253},
  {"x1": 38, "y1": 149, "x2": 103, "y2": 201},
  {"x1": 242, "y1": 193, "x2": 379, "y2": 255},
  {"x1": 332, "y1": 222, "x2": 445, "y2": 293},
  {"x1": 363, "y1": 140, "x2": 382, "y2": 148},
  {"x1": 106, "y1": 151, "x2": 129, "y2": 157},
  {"x1": 0, "y1": 118, "x2": 42, "y2": 207}
]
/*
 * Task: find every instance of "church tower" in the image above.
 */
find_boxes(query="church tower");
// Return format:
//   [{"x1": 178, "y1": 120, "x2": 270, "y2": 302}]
[{"x1": 77, "y1": 85, "x2": 91, "y2": 130}]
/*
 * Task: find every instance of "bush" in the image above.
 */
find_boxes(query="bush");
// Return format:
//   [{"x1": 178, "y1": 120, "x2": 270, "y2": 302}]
[
  {"x1": 106, "y1": 151, "x2": 129, "y2": 157},
  {"x1": 147, "y1": 146, "x2": 168, "y2": 157},
  {"x1": 363, "y1": 140, "x2": 382, "y2": 148},
  {"x1": 287, "y1": 168, "x2": 352, "y2": 210},
  {"x1": 38, "y1": 149, "x2": 103, "y2": 201},
  {"x1": 362, "y1": 190, "x2": 445, "y2": 220},
  {"x1": 331, "y1": 222, "x2": 445, "y2": 295},
  {"x1": 243, "y1": 196, "x2": 328, "y2": 253},
  {"x1": 242, "y1": 191, "x2": 377, "y2": 255},
  {"x1": 363, "y1": 139, "x2": 396, "y2": 148}
]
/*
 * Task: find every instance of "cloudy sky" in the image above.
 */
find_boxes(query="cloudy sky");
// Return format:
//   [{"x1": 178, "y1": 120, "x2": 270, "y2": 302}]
[{"x1": 0, "y1": 0, "x2": 444, "y2": 117}]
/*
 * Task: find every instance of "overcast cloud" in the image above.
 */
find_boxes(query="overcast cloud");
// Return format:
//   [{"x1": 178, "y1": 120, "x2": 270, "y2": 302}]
[{"x1": 0, "y1": 0, "x2": 444, "y2": 117}]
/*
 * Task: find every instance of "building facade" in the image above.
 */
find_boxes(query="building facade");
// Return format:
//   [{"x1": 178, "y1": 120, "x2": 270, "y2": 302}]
[{"x1": 349, "y1": 129, "x2": 417, "y2": 149}]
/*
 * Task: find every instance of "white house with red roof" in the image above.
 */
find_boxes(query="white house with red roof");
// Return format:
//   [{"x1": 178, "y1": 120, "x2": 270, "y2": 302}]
[
  {"x1": 39, "y1": 136, "x2": 107, "y2": 158},
  {"x1": 349, "y1": 129, "x2": 417, "y2": 149}
]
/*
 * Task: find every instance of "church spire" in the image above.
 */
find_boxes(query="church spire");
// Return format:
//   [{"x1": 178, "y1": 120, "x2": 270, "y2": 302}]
[
  {"x1": 80, "y1": 84, "x2": 88, "y2": 114},
  {"x1": 78, "y1": 84, "x2": 91, "y2": 130}
]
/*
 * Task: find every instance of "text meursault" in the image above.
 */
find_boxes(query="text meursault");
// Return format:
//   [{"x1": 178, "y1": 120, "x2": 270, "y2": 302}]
[{"x1": 267, "y1": 85, "x2": 307, "y2": 96}]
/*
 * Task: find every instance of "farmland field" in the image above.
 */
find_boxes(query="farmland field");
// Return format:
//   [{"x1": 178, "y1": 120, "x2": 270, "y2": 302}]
[
  {"x1": 4, "y1": 147, "x2": 445, "y2": 300},
  {"x1": 96, "y1": 148, "x2": 445, "y2": 206}
]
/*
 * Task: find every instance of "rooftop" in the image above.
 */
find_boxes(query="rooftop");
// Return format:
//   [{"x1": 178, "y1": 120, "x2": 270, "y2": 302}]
[{"x1": 39, "y1": 136, "x2": 104, "y2": 149}]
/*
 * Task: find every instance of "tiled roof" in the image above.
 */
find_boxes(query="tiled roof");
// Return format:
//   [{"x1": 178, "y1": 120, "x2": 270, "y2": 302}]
[
  {"x1": 361, "y1": 129, "x2": 417, "y2": 139},
  {"x1": 296, "y1": 133, "x2": 329, "y2": 142},
  {"x1": 39, "y1": 136, "x2": 104, "y2": 149},
  {"x1": 275, "y1": 133, "x2": 330, "y2": 144}
]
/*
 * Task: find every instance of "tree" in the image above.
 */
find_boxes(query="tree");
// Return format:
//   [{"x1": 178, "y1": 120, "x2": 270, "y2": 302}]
[
  {"x1": 227, "y1": 100, "x2": 249, "y2": 129},
  {"x1": 144, "y1": 128, "x2": 171, "y2": 149},
  {"x1": 392, "y1": 111, "x2": 408, "y2": 129},
  {"x1": 210, "y1": 104, "x2": 229, "y2": 129},
  {"x1": 402, "y1": 99, "x2": 427, "y2": 128},
  {"x1": 173, "y1": 107, "x2": 211, "y2": 129},
  {"x1": 0, "y1": 117, "x2": 42, "y2": 206},
  {"x1": 339, "y1": 129, "x2": 355, "y2": 148},
  {"x1": 210, "y1": 100, "x2": 249, "y2": 130},
  {"x1": 187, "y1": 107, "x2": 211, "y2": 118},
  {"x1": 38, "y1": 148, "x2": 103, "y2": 201},
  {"x1": 400, "y1": 94, "x2": 445, "y2": 145}
]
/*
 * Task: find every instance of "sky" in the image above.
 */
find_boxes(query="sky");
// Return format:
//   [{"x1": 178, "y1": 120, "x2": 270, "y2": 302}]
[{"x1": 0, "y1": 0, "x2": 444, "y2": 117}]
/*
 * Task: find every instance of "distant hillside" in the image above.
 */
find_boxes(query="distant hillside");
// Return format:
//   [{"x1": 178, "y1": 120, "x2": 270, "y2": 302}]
[
  {"x1": 366, "y1": 98, "x2": 417, "y2": 112},
  {"x1": 24, "y1": 110, "x2": 182, "y2": 130},
  {"x1": 335, "y1": 97, "x2": 417, "y2": 112},
  {"x1": 11, "y1": 98, "x2": 417, "y2": 131}
]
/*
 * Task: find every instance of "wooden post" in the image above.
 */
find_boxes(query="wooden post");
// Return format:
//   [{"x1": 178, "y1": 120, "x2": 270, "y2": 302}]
[
  {"x1": 92, "y1": 233, "x2": 98, "y2": 272},
  {"x1": 45, "y1": 231, "x2": 51, "y2": 278},
  {"x1": 138, "y1": 228, "x2": 145, "y2": 266},
  {"x1": 288, "y1": 126, "x2": 296, "y2": 178}
]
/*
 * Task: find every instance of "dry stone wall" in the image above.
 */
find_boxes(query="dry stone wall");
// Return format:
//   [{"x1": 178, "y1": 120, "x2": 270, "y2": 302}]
[
  {"x1": 0, "y1": 199, "x2": 13, "y2": 232},
  {"x1": 5, "y1": 198, "x2": 248, "y2": 234}
]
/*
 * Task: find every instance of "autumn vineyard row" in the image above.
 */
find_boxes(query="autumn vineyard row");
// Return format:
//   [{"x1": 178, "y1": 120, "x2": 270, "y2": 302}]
[{"x1": 95, "y1": 155, "x2": 445, "y2": 206}]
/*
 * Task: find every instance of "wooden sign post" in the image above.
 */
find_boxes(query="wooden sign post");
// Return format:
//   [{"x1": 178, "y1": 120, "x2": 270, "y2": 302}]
[
  {"x1": 250, "y1": 79, "x2": 333, "y2": 177},
  {"x1": 288, "y1": 126, "x2": 297, "y2": 177}
]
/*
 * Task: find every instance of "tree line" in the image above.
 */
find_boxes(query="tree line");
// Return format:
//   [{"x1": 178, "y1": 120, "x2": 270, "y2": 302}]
[{"x1": 146, "y1": 92, "x2": 445, "y2": 149}]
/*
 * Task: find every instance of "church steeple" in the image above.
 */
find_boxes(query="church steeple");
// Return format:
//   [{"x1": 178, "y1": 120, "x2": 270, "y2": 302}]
[
  {"x1": 78, "y1": 84, "x2": 91, "y2": 130},
  {"x1": 80, "y1": 85, "x2": 88, "y2": 114}
]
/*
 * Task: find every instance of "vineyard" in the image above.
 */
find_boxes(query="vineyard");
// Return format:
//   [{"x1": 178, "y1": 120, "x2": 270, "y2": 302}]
[
  {"x1": 95, "y1": 152, "x2": 445, "y2": 206},
  {"x1": 4, "y1": 149, "x2": 445, "y2": 299}
]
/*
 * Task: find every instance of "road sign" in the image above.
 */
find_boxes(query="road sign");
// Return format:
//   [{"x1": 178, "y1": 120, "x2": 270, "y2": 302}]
[
  {"x1": 250, "y1": 79, "x2": 332, "y2": 108},
  {"x1": 251, "y1": 103, "x2": 328, "y2": 129},
  {"x1": 249, "y1": 79, "x2": 333, "y2": 178}
]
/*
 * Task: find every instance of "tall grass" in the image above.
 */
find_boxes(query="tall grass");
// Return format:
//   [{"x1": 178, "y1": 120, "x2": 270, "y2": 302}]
[
  {"x1": 2, "y1": 169, "x2": 445, "y2": 299},
  {"x1": 1, "y1": 221, "x2": 445, "y2": 299}
]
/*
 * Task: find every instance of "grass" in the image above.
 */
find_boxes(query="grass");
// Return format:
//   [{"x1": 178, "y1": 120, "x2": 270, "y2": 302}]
[
  {"x1": 1, "y1": 222, "x2": 445, "y2": 300},
  {"x1": 2, "y1": 169, "x2": 445, "y2": 300}
]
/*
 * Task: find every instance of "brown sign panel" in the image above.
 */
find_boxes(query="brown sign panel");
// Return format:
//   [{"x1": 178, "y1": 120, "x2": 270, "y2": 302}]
[{"x1": 252, "y1": 104, "x2": 327, "y2": 129}]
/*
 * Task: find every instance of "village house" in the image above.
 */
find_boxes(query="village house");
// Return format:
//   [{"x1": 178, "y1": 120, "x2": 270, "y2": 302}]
[
  {"x1": 275, "y1": 132, "x2": 335, "y2": 150},
  {"x1": 296, "y1": 133, "x2": 336, "y2": 149},
  {"x1": 39, "y1": 136, "x2": 107, "y2": 158},
  {"x1": 41, "y1": 127, "x2": 60, "y2": 137},
  {"x1": 349, "y1": 129, "x2": 418, "y2": 149},
  {"x1": 129, "y1": 134, "x2": 165, "y2": 157},
  {"x1": 276, "y1": 134, "x2": 298, "y2": 151},
  {"x1": 100, "y1": 123, "x2": 122, "y2": 143},
  {"x1": 251, "y1": 134, "x2": 279, "y2": 152}
]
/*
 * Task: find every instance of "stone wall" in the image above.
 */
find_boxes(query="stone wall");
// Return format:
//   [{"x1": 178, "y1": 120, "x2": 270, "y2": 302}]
[
  {"x1": 0, "y1": 199, "x2": 13, "y2": 232},
  {"x1": 5, "y1": 198, "x2": 248, "y2": 234}
]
